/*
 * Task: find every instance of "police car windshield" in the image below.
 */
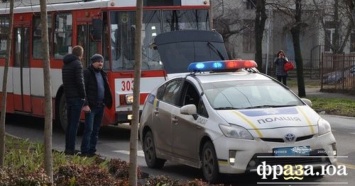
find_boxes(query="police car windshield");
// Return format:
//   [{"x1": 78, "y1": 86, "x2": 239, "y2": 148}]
[
  {"x1": 202, "y1": 80, "x2": 304, "y2": 110},
  {"x1": 154, "y1": 30, "x2": 229, "y2": 74}
]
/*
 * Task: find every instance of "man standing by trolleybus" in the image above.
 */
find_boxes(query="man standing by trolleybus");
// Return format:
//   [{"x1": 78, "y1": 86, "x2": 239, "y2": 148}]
[
  {"x1": 62, "y1": 45, "x2": 88, "y2": 155},
  {"x1": 80, "y1": 54, "x2": 112, "y2": 157}
]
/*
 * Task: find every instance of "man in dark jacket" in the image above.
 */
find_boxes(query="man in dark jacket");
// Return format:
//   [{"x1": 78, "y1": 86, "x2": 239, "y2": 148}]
[
  {"x1": 62, "y1": 45, "x2": 87, "y2": 155},
  {"x1": 81, "y1": 54, "x2": 113, "y2": 157}
]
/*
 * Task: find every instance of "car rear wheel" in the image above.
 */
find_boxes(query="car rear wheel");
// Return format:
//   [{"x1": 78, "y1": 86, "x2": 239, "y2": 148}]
[
  {"x1": 201, "y1": 141, "x2": 219, "y2": 183},
  {"x1": 143, "y1": 131, "x2": 166, "y2": 169}
]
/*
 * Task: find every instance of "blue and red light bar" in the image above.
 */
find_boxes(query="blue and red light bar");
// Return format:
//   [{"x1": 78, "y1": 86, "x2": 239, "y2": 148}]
[{"x1": 187, "y1": 60, "x2": 258, "y2": 72}]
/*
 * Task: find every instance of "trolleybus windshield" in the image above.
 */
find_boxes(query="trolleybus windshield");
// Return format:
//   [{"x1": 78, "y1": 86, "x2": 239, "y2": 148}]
[{"x1": 109, "y1": 9, "x2": 210, "y2": 71}]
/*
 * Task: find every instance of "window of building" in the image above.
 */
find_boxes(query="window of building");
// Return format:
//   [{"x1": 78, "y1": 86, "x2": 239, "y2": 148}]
[
  {"x1": 242, "y1": 19, "x2": 255, "y2": 53},
  {"x1": 324, "y1": 21, "x2": 336, "y2": 53},
  {"x1": 246, "y1": 0, "x2": 256, "y2": 10},
  {"x1": 54, "y1": 13, "x2": 72, "y2": 59},
  {"x1": 324, "y1": 29, "x2": 334, "y2": 52}
]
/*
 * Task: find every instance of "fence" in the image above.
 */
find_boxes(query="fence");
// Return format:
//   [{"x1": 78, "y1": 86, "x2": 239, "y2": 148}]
[
  {"x1": 262, "y1": 57, "x2": 320, "y2": 79},
  {"x1": 320, "y1": 53, "x2": 355, "y2": 94}
]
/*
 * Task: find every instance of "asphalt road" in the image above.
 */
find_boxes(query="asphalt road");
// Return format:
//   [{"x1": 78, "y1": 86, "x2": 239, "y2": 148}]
[{"x1": 4, "y1": 113, "x2": 355, "y2": 185}]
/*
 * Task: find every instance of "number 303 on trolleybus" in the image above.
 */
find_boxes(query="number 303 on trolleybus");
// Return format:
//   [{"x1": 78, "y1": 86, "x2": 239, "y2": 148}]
[{"x1": 0, "y1": 0, "x2": 211, "y2": 131}]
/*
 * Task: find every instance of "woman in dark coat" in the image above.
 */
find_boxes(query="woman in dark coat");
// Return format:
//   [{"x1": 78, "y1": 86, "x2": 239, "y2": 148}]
[{"x1": 274, "y1": 50, "x2": 288, "y2": 86}]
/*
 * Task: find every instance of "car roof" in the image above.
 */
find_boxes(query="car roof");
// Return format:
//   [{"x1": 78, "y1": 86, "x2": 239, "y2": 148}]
[{"x1": 170, "y1": 70, "x2": 271, "y2": 84}]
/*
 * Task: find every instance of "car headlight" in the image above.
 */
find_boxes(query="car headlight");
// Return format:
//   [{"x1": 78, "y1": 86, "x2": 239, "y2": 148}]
[
  {"x1": 318, "y1": 118, "x2": 331, "y2": 135},
  {"x1": 219, "y1": 124, "x2": 254, "y2": 140},
  {"x1": 125, "y1": 94, "x2": 134, "y2": 105}
]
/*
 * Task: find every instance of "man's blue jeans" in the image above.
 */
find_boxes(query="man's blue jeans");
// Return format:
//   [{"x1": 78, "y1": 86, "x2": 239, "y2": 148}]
[
  {"x1": 65, "y1": 97, "x2": 85, "y2": 154},
  {"x1": 81, "y1": 105, "x2": 104, "y2": 155}
]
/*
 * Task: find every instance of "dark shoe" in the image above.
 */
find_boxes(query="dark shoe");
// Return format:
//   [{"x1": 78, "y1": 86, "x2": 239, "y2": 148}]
[
  {"x1": 64, "y1": 150, "x2": 80, "y2": 155},
  {"x1": 80, "y1": 153, "x2": 97, "y2": 157},
  {"x1": 64, "y1": 151, "x2": 74, "y2": 155}
]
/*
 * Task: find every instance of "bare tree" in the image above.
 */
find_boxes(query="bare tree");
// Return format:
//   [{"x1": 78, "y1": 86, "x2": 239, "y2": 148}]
[
  {"x1": 129, "y1": 0, "x2": 143, "y2": 185},
  {"x1": 271, "y1": 0, "x2": 310, "y2": 97},
  {"x1": 255, "y1": 0, "x2": 267, "y2": 71},
  {"x1": 212, "y1": 0, "x2": 251, "y2": 58},
  {"x1": 291, "y1": 0, "x2": 306, "y2": 97},
  {"x1": 345, "y1": 0, "x2": 355, "y2": 22},
  {"x1": 0, "y1": 0, "x2": 14, "y2": 167},
  {"x1": 312, "y1": 0, "x2": 354, "y2": 54},
  {"x1": 40, "y1": 0, "x2": 53, "y2": 183}
]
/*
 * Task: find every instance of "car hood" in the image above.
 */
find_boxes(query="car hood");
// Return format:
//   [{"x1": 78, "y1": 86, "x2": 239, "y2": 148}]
[{"x1": 217, "y1": 106, "x2": 320, "y2": 134}]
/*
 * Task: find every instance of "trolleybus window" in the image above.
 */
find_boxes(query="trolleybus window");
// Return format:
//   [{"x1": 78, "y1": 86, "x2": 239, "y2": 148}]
[
  {"x1": 110, "y1": 9, "x2": 209, "y2": 71},
  {"x1": 32, "y1": 15, "x2": 52, "y2": 59},
  {"x1": 54, "y1": 13, "x2": 72, "y2": 59},
  {"x1": 163, "y1": 10, "x2": 209, "y2": 32},
  {"x1": 0, "y1": 16, "x2": 9, "y2": 58},
  {"x1": 110, "y1": 11, "x2": 135, "y2": 70},
  {"x1": 142, "y1": 10, "x2": 163, "y2": 71}
]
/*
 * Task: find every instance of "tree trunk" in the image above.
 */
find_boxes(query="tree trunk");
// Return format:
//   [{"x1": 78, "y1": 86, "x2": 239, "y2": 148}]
[
  {"x1": 292, "y1": 0, "x2": 306, "y2": 97},
  {"x1": 254, "y1": 0, "x2": 267, "y2": 72},
  {"x1": 39, "y1": 0, "x2": 53, "y2": 183},
  {"x1": 129, "y1": 0, "x2": 143, "y2": 185},
  {"x1": 0, "y1": 0, "x2": 14, "y2": 167}
]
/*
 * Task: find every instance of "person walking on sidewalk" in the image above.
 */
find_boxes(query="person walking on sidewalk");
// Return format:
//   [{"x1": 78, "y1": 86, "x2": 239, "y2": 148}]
[
  {"x1": 81, "y1": 54, "x2": 112, "y2": 157},
  {"x1": 274, "y1": 50, "x2": 288, "y2": 86},
  {"x1": 62, "y1": 45, "x2": 88, "y2": 155}
]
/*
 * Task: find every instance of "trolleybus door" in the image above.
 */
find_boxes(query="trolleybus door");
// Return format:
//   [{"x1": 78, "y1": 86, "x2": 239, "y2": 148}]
[
  {"x1": 13, "y1": 26, "x2": 31, "y2": 112},
  {"x1": 77, "y1": 23, "x2": 100, "y2": 68}
]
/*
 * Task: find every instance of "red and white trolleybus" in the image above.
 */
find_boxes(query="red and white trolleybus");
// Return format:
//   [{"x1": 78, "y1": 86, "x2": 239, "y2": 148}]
[{"x1": 0, "y1": 0, "x2": 211, "y2": 130}]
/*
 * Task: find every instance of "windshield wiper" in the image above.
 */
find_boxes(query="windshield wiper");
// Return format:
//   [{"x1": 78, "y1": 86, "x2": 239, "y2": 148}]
[
  {"x1": 207, "y1": 42, "x2": 225, "y2": 60},
  {"x1": 243, "y1": 105, "x2": 297, "y2": 109},
  {"x1": 214, "y1": 107, "x2": 240, "y2": 110}
]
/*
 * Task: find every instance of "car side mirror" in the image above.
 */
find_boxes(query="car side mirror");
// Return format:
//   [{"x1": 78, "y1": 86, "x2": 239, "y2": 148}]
[
  {"x1": 301, "y1": 98, "x2": 312, "y2": 107},
  {"x1": 180, "y1": 104, "x2": 198, "y2": 119}
]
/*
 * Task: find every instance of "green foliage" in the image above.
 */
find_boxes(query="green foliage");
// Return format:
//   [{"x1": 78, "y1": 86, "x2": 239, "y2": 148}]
[
  {"x1": 144, "y1": 175, "x2": 180, "y2": 186},
  {"x1": 0, "y1": 166, "x2": 51, "y2": 185},
  {"x1": 288, "y1": 78, "x2": 355, "y2": 117},
  {"x1": 2, "y1": 136, "x2": 151, "y2": 185},
  {"x1": 1, "y1": 137, "x2": 219, "y2": 186},
  {"x1": 54, "y1": 164, "x2": 118, "y2": 186},
  {"x1": 4, "y1": 137, "x2": 43, "y2": 174},
  {"x1": 309, "y1": 97, "x2": 355, "y2": 117},
  {"x1": 288, "y1": 78, "x2": 320, "y2": 88}
]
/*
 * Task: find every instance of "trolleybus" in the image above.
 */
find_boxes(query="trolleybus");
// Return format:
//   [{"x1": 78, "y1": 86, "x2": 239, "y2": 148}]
[{"x1": 0, "y1": 0, "x2": 211, "y2": 131}]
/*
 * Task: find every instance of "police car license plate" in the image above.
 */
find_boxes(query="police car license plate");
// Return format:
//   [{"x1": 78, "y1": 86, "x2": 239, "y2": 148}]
[{"x1": 273, "y1": 146, "x2": 311, "y2": 156}]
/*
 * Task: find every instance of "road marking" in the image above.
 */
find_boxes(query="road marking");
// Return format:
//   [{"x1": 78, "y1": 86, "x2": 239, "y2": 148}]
[
  {"x1": 338, "y1": 162, "x2": 355, "y2": 170},
  {"x1": 113, "y1": 150, "x2": 145, "y2": 157}
]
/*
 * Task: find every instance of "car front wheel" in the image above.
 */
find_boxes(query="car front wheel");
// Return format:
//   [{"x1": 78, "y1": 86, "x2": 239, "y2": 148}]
[
  {"x1": 201, "y1": 141, "x2": 219, "y2": 183},
  {"x1": 143, "y1": 131, "x2": 166, "y2": 169}
]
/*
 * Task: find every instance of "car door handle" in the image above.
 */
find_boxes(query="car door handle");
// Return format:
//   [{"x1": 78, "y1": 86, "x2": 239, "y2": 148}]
[
  {"x1": 171, "y1": 116, "x2": 178, "y2": 124},
  {"x1": 153, "y1": 109, "x2": 159, "y2": 116}
]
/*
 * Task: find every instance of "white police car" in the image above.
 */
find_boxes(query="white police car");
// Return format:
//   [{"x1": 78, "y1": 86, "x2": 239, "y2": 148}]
[{"x1": 139, "y1": 60, "x2": 337, "y2": 183}]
